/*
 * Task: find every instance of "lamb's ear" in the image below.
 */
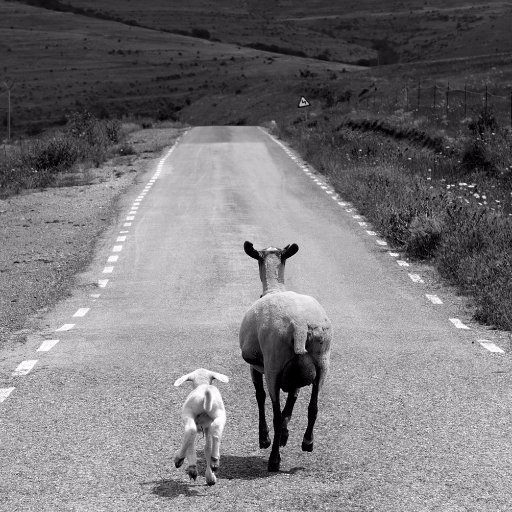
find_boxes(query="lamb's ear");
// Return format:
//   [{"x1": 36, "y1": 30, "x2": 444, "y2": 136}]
[
  {"x1": 210, "y1": 372, "x2": 229, "y2": 384},
  {"x1": 174, "y1": 372, "x2": 194, "y2": 387},
  {"x1": 282, "y1": 243, "x2": 299, "y2": 261},
  {"x1": 244, "y1": 241, "x2": 261, "y2": 260}
]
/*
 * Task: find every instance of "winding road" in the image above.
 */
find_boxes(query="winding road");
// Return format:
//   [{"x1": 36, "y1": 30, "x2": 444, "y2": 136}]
[{"x1": 1, "y1": 126, "x2": 512, "y2": 511}]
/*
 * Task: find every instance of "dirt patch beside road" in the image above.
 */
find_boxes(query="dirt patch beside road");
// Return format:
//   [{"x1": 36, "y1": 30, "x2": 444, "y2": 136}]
[{"x1": 0, "y1": 125, "x2": 185, "y2": 348}]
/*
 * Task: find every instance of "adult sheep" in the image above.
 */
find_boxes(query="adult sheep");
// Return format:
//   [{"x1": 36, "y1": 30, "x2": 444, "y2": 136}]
[{"x1": 239, "y1": 241, "x2": 332, "y2": 472}]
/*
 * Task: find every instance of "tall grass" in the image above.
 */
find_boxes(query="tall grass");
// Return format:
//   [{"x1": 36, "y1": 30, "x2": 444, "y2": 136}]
[
  {"x1": 279, "y1": 110, "x2": 512, "y2": 330},
  {"x1": 0, "y1": 111, "x2": 124, "y2": 197}
]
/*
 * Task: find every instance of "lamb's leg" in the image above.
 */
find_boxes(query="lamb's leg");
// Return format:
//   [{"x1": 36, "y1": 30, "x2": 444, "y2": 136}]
[
  {"x1": 280, "y1": 388, "x2": 299, "y2": 447},
  {"x1": 251, "y1": 366, "x2": 271, "y2": 449},
  {"x1": 302, "y1": 368, "x2": 324, "y2": 452},
  {"x1": 175, "y1": 417, "x2": 198, "y2": 480},
  {"x1": 204, "y1": 428, "x2": 217, "y2": 486},
  {"x1": 209, "y1": 416, "x2": 225, "y2": 474},
  {"x1": 267, "y1": 381, "x2": 282, "y2": 472}
]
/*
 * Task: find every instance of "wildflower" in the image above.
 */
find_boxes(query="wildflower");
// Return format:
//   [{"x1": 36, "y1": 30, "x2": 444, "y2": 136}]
[
  {"x1": 458, "y1": 183, "x2": 467, "y2": 186},
  {"x1": 474, "y1": 193, "x2": 480, "y2": 198},
  {"x1": 482, "y1": 195, "x2": 486, "y2": 200}
]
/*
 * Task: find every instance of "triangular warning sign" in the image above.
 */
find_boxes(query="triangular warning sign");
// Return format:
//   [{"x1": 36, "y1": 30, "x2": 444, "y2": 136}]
[{"x1": 298, "y1": 96, "x2": 310, "y2": 108}]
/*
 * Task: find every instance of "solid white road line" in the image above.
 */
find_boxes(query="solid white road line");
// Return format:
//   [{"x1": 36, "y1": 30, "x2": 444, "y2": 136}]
[
  {"x1": 0, "y1": 387, "x2": 15, "y2": 403},
  {"x1": 449, "y1": 318, "x2": 470, "y2": 329},
  {"x1": 98, "y1": 279, "x2": 109, "y2": 288},
  {"x1": 13, "y1": 360, "x2": 38, "y2": 376},
  {"x1": 408, "y1": 273, "x2": 424, "y2": 283},
  {"x1": 56, "y1": 324, "x2": 75, "y2": 332},
  {"x1": 478, "y1": 340, "x2": 505, "y2": 353},
  {"x1": 37, "y1": 339, "x2": 60, "y2": 352},
  {"x1": 73, "y1": 308, "x2": 90, "y2": 318},
  {"x1": 426, "y1": 294, "x2": 443, "y2": 304}
]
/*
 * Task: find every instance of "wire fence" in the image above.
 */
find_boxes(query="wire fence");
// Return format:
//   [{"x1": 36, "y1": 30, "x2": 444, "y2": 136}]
[{"x1": 352, "y1": 80, "x2": 512, "y2": 129}]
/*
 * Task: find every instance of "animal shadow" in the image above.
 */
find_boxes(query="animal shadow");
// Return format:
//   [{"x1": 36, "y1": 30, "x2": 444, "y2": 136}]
[{"x1": 148, "y1": 452, "x2": 305, "y2": 498}]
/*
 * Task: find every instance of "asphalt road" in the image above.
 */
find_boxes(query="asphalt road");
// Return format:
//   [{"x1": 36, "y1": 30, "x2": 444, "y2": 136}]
[{"x1": 1, "y1": 126, "x2": 512, "y2": 511}]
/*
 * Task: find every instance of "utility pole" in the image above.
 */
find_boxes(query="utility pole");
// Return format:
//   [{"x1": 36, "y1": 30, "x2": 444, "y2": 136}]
[{"x1": 3, "y1": 80, "x2": 15, "y2": 141}]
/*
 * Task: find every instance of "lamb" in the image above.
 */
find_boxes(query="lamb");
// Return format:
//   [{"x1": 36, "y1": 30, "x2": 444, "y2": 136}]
[
  {"x1": 173, "y1": 368, "x2": 229, "y2": 486},
  {"x1": 239, "y1": 241, "x2": 332, "y2": 472}
]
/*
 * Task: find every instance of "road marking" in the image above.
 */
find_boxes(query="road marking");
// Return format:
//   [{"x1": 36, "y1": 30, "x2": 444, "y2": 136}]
[
  {"x1": 103, "y1": 266, "x2": 114, "y2": 273},
  {"x1": 123, "y1": 223, "x2": 132, "y2": 227},
  {"x1": 478, "y1": 340, "x2": 504, "y2": 353},
  {"x1": 426, "y1": 294, "x2": 443, "y2": 304},
  {"x1": 116, "y1": 236, "x2": 127, "y2": 242},
  {"x1": 113, "y1": 245, "x2": 123, "y2": 252},
  {"x1": 120, "y1": 230, "x2": 129, "y2": 234},
  {"x1": 126, "y1": 216, "x2": 135, "y2": 221},
  {"x1": 388, "y1": 252, "x2": 399, "y2": 257},
  {"x1": 90, "y1": 293, "x2": 101, "y2": 299},
  {"x1": 13, "y1": 360, "x2": 38, "y2": 376},
  {"x1": 376, "y1": 240, "x2": 388, "y2": 246},
  {"x1": 397, "y1": 260, "x2": 410, "y2": 267},
  {"x1": 321, "y1": 186, "x2": 328, "y2": 190},
  {"x1": 108, "y1": 255, "x2": 119, "y2": 263},
  {"x1": 353, "y1": 215, "x2": 362, "y2": 219},
  {"x1": 338, "y1": 202, "x2": 347, "y2": 206},
  {"x1": 326, "y1": 191, "x2": 333, "y2": 195},
  {"x1": 73, "y1": 308, "x2": 90, "y2": 318},
  {"x1": 345, "y1": 208, "x2": 353, "y2": 212},
  {"x1": 366, "y1": 230, "x2": 377, "y2": 236},
  {"x1": 0, "y1": 387, "x2": 15, "y2": 403},
  {"x1": 358, "y1": 222, "x2": 368, "y2": 227},
  {"x1": 56, "y1": 323, "x2": 75, "y2": 332},
  {"x1": 449, "y1": 318, "x2": 470, "y2": 329},
  {"x1": 37, "y1": 339, "x2": 59, "y2": 352},
  {"x1": 98, "y1": 279, "x2": 109, "y2": 288},
  {"x1": 408, "y1": 273, "x2": 424, "y2": 283}
]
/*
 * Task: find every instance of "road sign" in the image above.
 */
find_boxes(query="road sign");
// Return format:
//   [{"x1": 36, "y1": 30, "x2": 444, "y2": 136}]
[{"x1": 298, "y1": 96, "x2": 310, "y2": 108}]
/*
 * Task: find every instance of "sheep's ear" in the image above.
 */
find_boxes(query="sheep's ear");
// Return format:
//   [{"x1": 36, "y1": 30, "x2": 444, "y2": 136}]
[
  {"x1": 282, "y1": 243, "x2": 299, "y2": 261},
  {"x1": 174, "y1": 372, "x2": 193, "y2": 387},
  {"x1": 210, "y1": 372, "x2": 229, "y2": 384},
  {"x1": 244, "y1": 241, "x2": 261, "y2": 261}
]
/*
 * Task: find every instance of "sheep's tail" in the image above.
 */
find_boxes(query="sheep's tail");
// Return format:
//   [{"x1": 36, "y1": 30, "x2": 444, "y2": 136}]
[
  {"x1": 204, "y1": 388, "x2": 214, "y2": 414},
  {"x1": 293, "y1": 320, "x2": 308, "y2": 355}
]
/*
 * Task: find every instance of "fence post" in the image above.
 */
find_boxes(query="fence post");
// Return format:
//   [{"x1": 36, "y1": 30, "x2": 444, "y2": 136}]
[
  {"x1": 510, "y1": 89, "x2": 512, "y2": 128},
  {"x1": 485, "y1": 85, "x2": 488, "y2": 113},
  {"x1": 464, "y1": 83, "x2": 467, "y2": 118},
  {"x1": 417, "y1": 79, "x2": 421, "y2": 112},
  {"x1": 446, "y1": 82, "x2": 450, "y2": 116},
  {"x1": 433, "y1": 83, "x2": 437, "y2": 110},
  {"x1": 406, "y1": 85, "x2": 409, "y2": 110}
]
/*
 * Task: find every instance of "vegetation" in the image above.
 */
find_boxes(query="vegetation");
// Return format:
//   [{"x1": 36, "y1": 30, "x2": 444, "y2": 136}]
[{"x1": 278, "y1": 110, "x2": 512, "y2": 330}]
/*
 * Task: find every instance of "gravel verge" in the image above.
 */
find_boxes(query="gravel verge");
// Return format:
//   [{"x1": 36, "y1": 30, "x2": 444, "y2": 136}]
[{"x1": 0, "y1": 125, "x2": 185, "y2": 349}]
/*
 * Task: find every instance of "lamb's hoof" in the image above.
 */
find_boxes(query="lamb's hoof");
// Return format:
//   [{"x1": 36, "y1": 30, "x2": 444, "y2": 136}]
[
  {"x1": 174, "y1": 456, "x2": 185, "y2": 468},
  {"x1": 259, "y1": 433, "x2": 271, "y2": 449},
  {"x1": 187, "y1": 465, "x2": 198, "y2": 481},
  {"x1": 280, "y1": 429, "x2": 289, "y2": 447},
  {"x1": 206, "y1": 474, "x2": 217, "y2": 486},
  {"x1": 268, "y1": 458, "x2": 281, "y2": 472},
  {"x1": 210, "y1": 457, "x2": 219, "y2": 473},
  {"x1": 302, "y1": 440, "x2": 314, "y2": 452}
]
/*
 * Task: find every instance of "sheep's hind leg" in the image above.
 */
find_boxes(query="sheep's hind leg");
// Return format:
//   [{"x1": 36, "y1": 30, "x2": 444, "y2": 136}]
[
  {"x1": 174, "y1": 416, "x2": 196, "y2": 469},
  {"x1": 280, "y1": 388, "x2": 299, "y2": 447},
  {"x1": 302, "y1": 369, "x2": 323, "y2": 453},
  {"x1": 251, "y1": 366, "x2": 271, "y2": 449},
  {"x1": 204, "y1": 428, "x2": 217, "y2": 486}
]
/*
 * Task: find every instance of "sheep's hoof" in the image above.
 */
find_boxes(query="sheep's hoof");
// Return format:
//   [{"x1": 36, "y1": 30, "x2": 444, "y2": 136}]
[
  {"x1": 268, "y1": 458, "x2": 281, "y2": 472},
  {"x1": 210, "y1": 457, "x2": 219, "y2": 473},
  {"x1": 206, "y1": 474, "x2": 217, "y2": 486},
  {"x1": 280, "y1": 429, "x2": 289, "y2": 447},
  {"x1": 301, "y1": 439, "x2": 314, "y2": 452},
  {"x1": 259, "y1": 433, "x2": 271, "y2": 449},
  {"x1": 174, "y1": 456, "x2": 185, "y2": 468},
  {"x1": 187, "y1": 465, "x2": 198, "y2": 481}
]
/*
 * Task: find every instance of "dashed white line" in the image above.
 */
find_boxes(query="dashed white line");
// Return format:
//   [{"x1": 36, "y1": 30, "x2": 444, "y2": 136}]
[
  {"x1": 478, "y1": 340, "x2": 504, "y2": 353},
  {"x1": 116, "y1": 236, "x2": 127, "y2": 242},
  {"x1": 426, "y1": 294, "x2": 443, "y2": 304},
  {"x1": 103, "y1": 266, "x2": 114, "y2": 273},
  {"x1": 126, "y1": 216, "x2": 135, "y2": 221},
  {"x1": 388, "y1": 252, "x2": 400, "y2": 257},
  {"x1": 376, "y1": 240, "x2": 388, "y2": 246},
  {"x1": 338, "y1": 202, "x2": 348, "y2": 207},
  {"x1": 112, "y1": 245, "x2": 123, "y2": 252},
  {"x1": 120, "y1": 230, "x2": 129, "y2": 234},
  {"x1": 56, "y1": 323, "x2": 75, "y2": 332},
  {"x1": 73, "y1": 308, "x2": 90, "y2": 318},
  {"x1": 358, "y1": 222, "x2": 368, "y2": 227},
  {"x1": 37, "y1": 339, "x2": 60, "y2": 352},
  {"x1": 123, "y1": 223, "x2": 132, "y2": 227},
  {"x1": 13, "y1": 360, "x2": 38, "y2": 376},
  {"x1": 408, "y1": 273, "x2": 424, "y2": 283},
  {"x1": 90, "y1": 293, "x2": 101, "y2": 299},
  {"x1": 98, "y1": 279, "x2": 109, "y2": 288},
  {"x1": 353, "y1": 215, "x2": 362, "y2": 220},
  {"x1": 449, "y1": 318, "x2": 470, "y2": 329},
  {"x1": 366, "y1": 230, "x2": 377, "y2": 236},
  {"x1": 108, "y1": 255, "x2": 119, "y2": 263},
  {"x1": 0, "y1": 387, "x2": 15, "y2": 403},
  {"x1": 397, "y1": 260, "x2": 410, "y2": 267}
]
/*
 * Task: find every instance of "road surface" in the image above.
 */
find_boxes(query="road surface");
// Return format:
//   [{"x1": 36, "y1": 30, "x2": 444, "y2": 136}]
[{"x1": 1, "y1": 126, "x2": 512, "y2": 511}]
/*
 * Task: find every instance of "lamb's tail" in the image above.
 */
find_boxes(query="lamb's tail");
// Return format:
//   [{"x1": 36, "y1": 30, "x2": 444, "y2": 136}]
[
  {"x1": 204, "y1": 388, "x2": 214, "y2": 414},
  {"x1": 292, "y1": 320, "x2": 308, "y2": 355}
]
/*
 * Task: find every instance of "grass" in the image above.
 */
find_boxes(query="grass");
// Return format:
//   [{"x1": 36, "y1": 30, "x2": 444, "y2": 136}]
[
  {"x1": 278, "y1": 109, "x2": 512, "y2": 330},
  {"x1": 0, "y1": 111, "x2": 129, "y2": 197}
]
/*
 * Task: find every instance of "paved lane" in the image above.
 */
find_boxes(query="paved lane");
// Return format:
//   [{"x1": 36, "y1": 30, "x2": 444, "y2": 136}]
[{"x1": 1, "y1": 126, "x2": 512, "y2": 511}]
